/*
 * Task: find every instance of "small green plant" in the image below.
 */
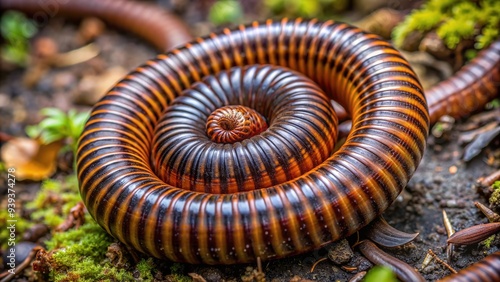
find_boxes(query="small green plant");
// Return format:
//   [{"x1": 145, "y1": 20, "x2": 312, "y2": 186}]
[
  {"x1": 392, "y1": 0, "x2": 500, "y2": 57},
  {"x1": 264, "y1": 0, "x2": 348, "y2": 19},
  {"x1": 1, "y1": 11, "x2": 38, "y2": 65},
  {"x1": 480, "y1": 234, "x2": 496, "y2": 249},
  {"x1": 25, "y1": 108, "x2": 90, "y2": 154},
  {"x1": 363, "y1": 266, "x2": 398, "y2": 282},
  {"x1": 208, "y1": 0, "x2": 244, "y2": 25},
  {"x1": 486, "y1": 98, "x2": 500, "y2": 109}
]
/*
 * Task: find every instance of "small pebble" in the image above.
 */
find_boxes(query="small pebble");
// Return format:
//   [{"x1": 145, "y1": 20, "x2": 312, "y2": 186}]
[
  {"x1": 2, "y1": 241, "x2": 38, "y2": 267},
  {"x1": 327, "y1": 239, "x2": 354, "y2": 265}
]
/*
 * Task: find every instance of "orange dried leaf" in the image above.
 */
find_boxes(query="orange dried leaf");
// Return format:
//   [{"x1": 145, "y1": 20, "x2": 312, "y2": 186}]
[{"x1": 1, "y1": 137, "x2": 62, "y2": 181}]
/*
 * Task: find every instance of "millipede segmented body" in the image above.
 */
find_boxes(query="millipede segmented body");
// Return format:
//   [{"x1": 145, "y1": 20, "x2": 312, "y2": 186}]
[
  {"x1": 76, "y1": 18, "x2": 430, "y2": 264},
  {"x1": 426, "y1": 40, "x2": 500, "y2": 124},
  {"x1": 3, "y1": 0, "x2": 500, "y2": 279},
  {"x1": 438, "y1": 252, "x2": 500, "y2": 282},
  {"x1": 0, "y1": 0, "x2": 192, "y2": 51}
]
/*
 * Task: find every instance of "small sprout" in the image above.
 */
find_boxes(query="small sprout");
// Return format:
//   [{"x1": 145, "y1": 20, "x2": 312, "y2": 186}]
[
  {"x1": 0, "y1": 11, "x2": 38, "y2": 65},
  {"x1": 486, "y1": 98, "x2": 500, "y2": 109},
  {"x1": 494, "y1": 181, "x2": 500, "y2": 190},
  {"x1": 26, "y1": 107, "x2": 90, "y2": 154},
  {"x1": 363, "y1": 266, "x2": 397, "y2": 282},
  {"x1": 465, "y1": 49, "x2": 478, "y2": 60},
  {"x1": 480, "y1": 235, "x2": 496, "y2": 249},
  {"x1": 264, "y1": 0, "x2": 348, "y2": 19},
  {"x1": 208, "y1": 0, "x2": 243, "y2": 26}
]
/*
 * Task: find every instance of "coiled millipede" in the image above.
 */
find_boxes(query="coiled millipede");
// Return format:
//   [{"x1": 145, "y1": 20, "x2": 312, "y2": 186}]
[
  {"x1": 77, "y1": 18, "x2": 434, "y2": 264},
  {"x1": 2, "y1": 0, "x2": 500, "y2": 280}
]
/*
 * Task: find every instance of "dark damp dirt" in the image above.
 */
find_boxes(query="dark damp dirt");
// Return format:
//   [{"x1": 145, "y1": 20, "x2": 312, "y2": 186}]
[{"x1": 1, "y1": 2, "x2": 499, "y2": 282}]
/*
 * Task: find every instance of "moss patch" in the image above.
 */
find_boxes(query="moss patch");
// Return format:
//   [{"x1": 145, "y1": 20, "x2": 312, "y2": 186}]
[
  {"x1": 45, "y1": 221, "x2": 134, "y2": 281},
  {"x1": 26, "y1": 175, "x2": 82, "y2": 228},
  {"x1": 393, "y1": 0, "x2": 500, "y2": 55}
]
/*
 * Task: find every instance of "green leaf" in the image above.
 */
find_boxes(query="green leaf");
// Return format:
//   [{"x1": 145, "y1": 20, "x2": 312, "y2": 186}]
[
  {"x1": 25, "y1": 125, "x2": 42, "y2": 139},
  {"x1": 70, "y1": 111, "x2": 90, "y2": 138},
  {"x1": 0, "y1": 11, "x2": 37, "y2": 41},
  {"x1": 40, "y1": 107, "x2": 68, "y2": 120},
  {"x1": 40, "y1": 130, "x2": 65, "y2": 144},
  {"x1": 208, "y1": 0, "x2": 243, "y2": 25},
  {"x1": 364, "y1": 266, "x2": 398, "y2": 282},
  {"x1": 0, "y1": 11, "x2": 37, "y2": 66},
  {"x1": 38, "y1": 117, "x2": 68, "y2": 131},
  {"x1": 2, "y1": 44, "x2": 29, "y2": 65}
]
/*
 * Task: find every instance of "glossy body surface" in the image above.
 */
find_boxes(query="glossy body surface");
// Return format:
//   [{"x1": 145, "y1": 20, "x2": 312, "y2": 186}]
[{"x1": 77, "y1": 19, "x2": 429, "y2": 264}]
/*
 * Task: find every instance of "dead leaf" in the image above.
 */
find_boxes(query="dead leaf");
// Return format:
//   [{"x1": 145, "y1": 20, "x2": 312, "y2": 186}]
[
  {"x1": 463, "y1": 126, "x2": 500, "y2": 162},
  {"x1": 1, "y1": 137, "x2": 62, "y2": 181}
]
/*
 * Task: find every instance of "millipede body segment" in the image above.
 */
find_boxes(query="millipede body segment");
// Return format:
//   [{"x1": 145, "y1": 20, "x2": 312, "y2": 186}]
[{"x1": 77, "y1": 19, "x2": 429, "y2": 264}]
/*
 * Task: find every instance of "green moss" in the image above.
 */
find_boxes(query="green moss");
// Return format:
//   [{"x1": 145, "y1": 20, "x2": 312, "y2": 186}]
[
  {"x1": 490, "y1": 181, "x2": 500, "y2": 207},
  {"x1": 393, "y1": 0, "x2": 500, "y2": 51},
  {"x1": 26, "y1": 175, "x2": 82, "y2": 228},
  {"x1": 136, "y1": 258, "x2": 155, "y2": 281},
  {"x1": 169, "y1": 263, "x2": 192, "y2": 282},
  {"x1": 45, "y1": 220, "x2": 136, "y2": 282},
  {"x1": 18, "y1": 158, "x2": 158, "y2": 280},
  {"x1": 480, "y1": 235, "x2": 496, "y2": 249}
]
